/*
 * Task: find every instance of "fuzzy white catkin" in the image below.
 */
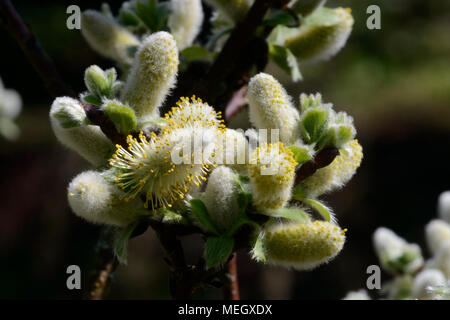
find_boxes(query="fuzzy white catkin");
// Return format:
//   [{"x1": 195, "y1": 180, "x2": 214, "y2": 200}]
[
  {"x1": 260, "y1": 220, "x2": 346, "y2": 270},
  {"x1": 0, "y1": 79, "x2": 22, "y2": 119},
  {"x1": 342, "y1": 289, "x2": 371, "y2": 300},
  {"x1": 68, "y1": 171, "x2": 147, "y2": 226},
  {"x1": 50, "y1": 97, "x2": 114, "y2": 166},
  {"x1": 373, "y1": 227, "x2": 423, "y2": 274},
  {"x1": 215, "y1": 129, "x2": 249, "y2": 175},
  {"x1": 282, "y1": 7, "x2": 353, "y2": 64},
  {"x1": 81, "y1": 10, "x2": 140, "y2": 65},
  {"x1": 412, "y1": 269, "x2": 446, "y2": 300},
  {"x1": 202, "y1": 166, "x2": 241, "y2": 232},
  {"x1": 438, "y1": 191, "x2": 450, "y2": 223},
  {"x1": 121, "y1": 32, "x2": 179, "y2": 123},
  {"x1": 204, "y1": 0, "x2": 253, "y2": 23},
  {"x1": 425, "y1": 219, "x2": 450, "y2": 255},
  {"x1": 430, "y1": 240, "x2": 450, "y2": 278},
  {"x1": 168, "y1": 0, "x2": 204, "y2": 50},
  {"x1": 247, "y1": 73, "x2": 300, "y2": 144}
]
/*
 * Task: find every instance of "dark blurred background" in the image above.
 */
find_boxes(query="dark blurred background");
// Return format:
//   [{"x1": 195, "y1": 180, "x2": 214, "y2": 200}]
[{"x1": 0, "y1": 0, "x2": 449, "y2": 299}]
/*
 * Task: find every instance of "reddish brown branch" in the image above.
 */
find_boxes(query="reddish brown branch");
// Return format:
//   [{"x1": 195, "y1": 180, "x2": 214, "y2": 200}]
[{"x1": 222, "y1": 254, "x2": 240, "y2": 300}]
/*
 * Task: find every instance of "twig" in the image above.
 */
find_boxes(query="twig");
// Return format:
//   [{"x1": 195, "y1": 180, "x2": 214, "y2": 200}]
[
  {"x1": 84, "y1": 226, "x2": 118, "y2": 300},
  {"x1": 0, "y1": 0, "x2": 74, "y2": 98},
  {"x1": 222, "y1": 254, "x2": 240, "y2": 300}
]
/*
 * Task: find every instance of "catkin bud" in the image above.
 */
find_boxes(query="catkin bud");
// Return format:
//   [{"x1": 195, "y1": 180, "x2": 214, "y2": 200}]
[
  {"x1": 438, "y1": 191, "x2": 450, "y2": 223},
  {"x1": 0, "y1": 79, "x2": 22, "y2": 120},
  {"x1": 81, "y1": 10, "x2": 140, "y2": 65},
  {"x1": 249, "y1": 142, "x2": 298, "y2": 210},
  {"x1": 168, "y1": 0, "x2": 204, "y2": 50},
  {"x1": 283, "y1": 7, "x2": 353, "y2": 63},
  {"x1": 342, "y1": 289, "x2": 371, "y2": 300},
  {"x1": 215, "y1": 129, "x2": 249, "y2": 175},
  {"x1": 247, "y1": 73, "x2": 300, "y2": 144},
  {"x1": 68, "y1": 171, "x2": 147, "y2": 226},
  {"x1": 50, "y1": 97, "x2": 114, "y2": 166},
  {"x1": 425, "y1": 219, "x2": 450, "y2": 256},
  {"x1": 295, "y1": 139, "x2": 362, "y2": 198},
  {"x1": 202, "y1": 166, "x2": 241, "y2": 232},
  {"x1": 204, "y1": 0, "x2": 253, "y2": 23},
  {"x1": 121, "y1": 32, "x2": 179, "y2": 123},
  {"x1": 373, "y1": 227, "x2": 423, "y2": 275},
  {"x1": 412, "y1": 269, "x2": 446, "y2": 300},
  {"x1": 259, "y1": 220, "x2": 346, "y2": 270},
  {"x1": 430, "y1": 240, "x2": 450, "y2": 278}
]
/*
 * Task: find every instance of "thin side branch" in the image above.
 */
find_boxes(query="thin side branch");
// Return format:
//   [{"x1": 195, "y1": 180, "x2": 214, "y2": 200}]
[{"x1": 0, "y1": 0, "x2": 74, "y2": 98}]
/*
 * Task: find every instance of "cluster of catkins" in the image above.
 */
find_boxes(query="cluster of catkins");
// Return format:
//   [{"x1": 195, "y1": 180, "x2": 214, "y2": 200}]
[
  {"x1": 344, "y1": 191, "x2": 450, "y2": 300},
  {"x1": 49, "y1": 0, "x2": 362, "y2": 270},
  {"x1": 0, "y1": 77, "x2": 22, "y2": 140},
  {"x1": 80, "y1": 0, "x2": 353, "y2": 82}
]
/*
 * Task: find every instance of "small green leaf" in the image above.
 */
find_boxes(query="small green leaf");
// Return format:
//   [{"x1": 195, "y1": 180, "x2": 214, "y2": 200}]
[
  {"x1": 263, "y1": 10, "x2": 297, "y2": 27},
  {"x1": 189, "y1": 199, "x2": 219, "y2": 235},
  {"x1": 301, "y1": 198, "x2": 333, "y2": 222},
  {"x1": 104, "y1": 102, "x2": 137, "y2": 135},
  {"x1": 288, "y1": 145, "x2": 312, "y2": 164},
  {"x1": 160, "y1": 208, "x2": 188, "y2": 224},
  {"x1": 205, "y1": 236, "x2": 234, "y2": 268},
  {"x1": 262, "y1": 207, "x2": 311, "y2": 223},
  {"x1": 82, "y1": 94, "x2": 102, "y2": 106},
  {"x1": 268, "y1": 43, "x2": 302, "y2": 82},
  {"x1": 85, "y1": 65, "x2": 110, "y2": 97},
  {"x1": 114, "y1": 220, "x2": 140, "y2": 265},
  {"x1": 301, "y1": 107, "x2": 329, "y2": 143},
  {"x1": 251, "y1": 234, "x2": 266, "y2": 263},
  {"x1": 181, "y1": 46, "x2": 212, "y2": 62}
]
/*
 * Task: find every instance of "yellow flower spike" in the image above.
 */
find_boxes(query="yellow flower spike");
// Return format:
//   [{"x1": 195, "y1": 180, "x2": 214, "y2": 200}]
[
  {"x1": 121, "y1": 32, "x2": 179, "y2": 123},
  {"x1": 296, "y1": 139, "x2": 363, "y2": 198},
  {"x1": 249, "y1": 142, "x2": 297, "y2": 210},
  {"x1": 282, "y1": 7, "x2": 354, "y2": 63},
  {"x1": 247, "y1": 73, "x2": 300, "y2": 144},
  {"x1": 259, "y1": 220, "x2": 346, "y2": 270}
]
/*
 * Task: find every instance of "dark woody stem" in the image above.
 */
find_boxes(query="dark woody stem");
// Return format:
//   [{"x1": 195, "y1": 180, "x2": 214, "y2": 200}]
[{"x1": 0, "y1": 0, "x2": 74, "y2": 98}]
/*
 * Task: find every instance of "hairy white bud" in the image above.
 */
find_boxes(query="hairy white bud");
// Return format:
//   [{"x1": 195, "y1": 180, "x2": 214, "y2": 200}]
[
  {"x1": 429, "y1": 240, "x2": 450, "y2": 278},
  {"x1": 202, "y1": 166, "x2": 241, "y2": 232},
  {"x1": 438, "y1": 191, "x2": 450, "y2": 223},
  {"x1": 259, "y1": 220, "x2": 346, "y2": 270},
  {"x1": 168, "y1": 0, "x2": 204, "y2": 50},
  {"x1": 215, "y1": 129, "x2": 249, "y2": 175},
  {"x1": 281, "y1": 7, "x2": 353, "y2": 63},
  {"x1": 0, "y1": 78, "x2": 22, "y2": 140},
  {"x1": 342, "y1": 289, "x2": 371, "y2": 300},
  {"x1": 247, "y1": 73, "x2": 300, "y2": 144},
  {"x1": 68, "y1": 171, "x2": 147, "y2": 226},
  {"x1": 249, "y1": 142, "x2": 298, "y2": 210},
  {"x1": 425, "y1": 219, "x2": 450, "y2": 256},
  {"x1": 204, "y1": 0, "x2": 253, "y2": 23},
  {"x1": 81, "y1": 10, "x2": 140, "y2": 65},
  {"x1": 50, "y1": 97, "x2": 114, "y2": 166},
  {"x1": 373, "y1": 227, "x2": 423, "y2": 275},
  {"x1": 412, "y1": 269, "x2": 446, "y2": 300},
  {"x1": 121, "y1": 32, "x2": 179, "y2": 123}
]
